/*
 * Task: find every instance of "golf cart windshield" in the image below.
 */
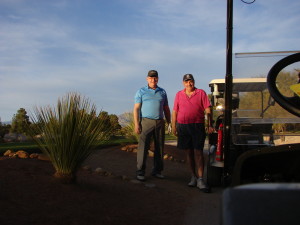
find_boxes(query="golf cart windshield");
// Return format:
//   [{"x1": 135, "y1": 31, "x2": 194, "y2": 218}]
[{"x1": 209, "y1": 78, "x2": 300, "y2": 146}]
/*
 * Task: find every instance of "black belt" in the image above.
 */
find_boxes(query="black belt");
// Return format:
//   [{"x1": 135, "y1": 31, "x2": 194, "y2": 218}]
[{"x1": 143, "y1": 117, "x2": 163, "y2": 121}]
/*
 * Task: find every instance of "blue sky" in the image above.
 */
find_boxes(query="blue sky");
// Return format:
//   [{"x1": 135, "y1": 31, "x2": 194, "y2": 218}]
[{"x1": 1, "y1": 0, "x2": 300, "y2": 122}]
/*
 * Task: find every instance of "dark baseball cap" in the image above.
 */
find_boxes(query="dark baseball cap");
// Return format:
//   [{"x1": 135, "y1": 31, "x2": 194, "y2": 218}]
[
  {"x1": 148, "y1": 70, "x2": 158, "y2": 77},
  {"x1": 183, "y1": 74, "x2": 194, "y2": 81}
]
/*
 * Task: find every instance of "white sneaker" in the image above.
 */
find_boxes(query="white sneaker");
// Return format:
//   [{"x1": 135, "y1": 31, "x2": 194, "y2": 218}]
[
  {"x1": 188, "y1": 176, "x2": 197, "y2": 187},
  {"x1": 197, "y1": 178, "x2": 210, "y2": 193},
  {"x1": 153, "y1": 173, "x2": 165, "y2": 179},
  {"x1": 136, "y1": 175, "x2": 146, "y2": 181}
]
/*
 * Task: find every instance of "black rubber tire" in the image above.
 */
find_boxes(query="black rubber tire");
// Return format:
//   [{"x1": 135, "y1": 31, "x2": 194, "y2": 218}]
[
  {"x1": 207, "y1": 165, "x2": 223, "y2": 187},
  {"x1": 267, "y1": 52, "x2": 300, "y2": 117}
]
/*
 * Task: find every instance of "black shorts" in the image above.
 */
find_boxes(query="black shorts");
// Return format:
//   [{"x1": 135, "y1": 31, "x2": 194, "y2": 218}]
[{"x1": 177, "y1": 123, "x2": 206, "y2": 150}]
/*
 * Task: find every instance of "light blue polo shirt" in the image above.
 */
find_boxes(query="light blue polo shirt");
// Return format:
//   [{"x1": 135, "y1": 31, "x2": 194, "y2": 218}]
[{"x1": 134, "y1": 85, "x2": 169, "y2": 120}]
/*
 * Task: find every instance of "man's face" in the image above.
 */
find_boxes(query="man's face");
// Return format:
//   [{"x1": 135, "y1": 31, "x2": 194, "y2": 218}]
[
  {"x1": 147, "y1": 76, "x2": 158, "y2": 89},
  {"x1": 183, "y1": 79, "x2": 195, "y2": 89}
]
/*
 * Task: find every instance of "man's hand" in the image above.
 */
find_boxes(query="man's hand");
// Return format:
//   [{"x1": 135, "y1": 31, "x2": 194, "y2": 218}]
[
  {"x1": 207, "y1": 126, "x2": 214, "y2": 134},
  {"x1": 167, "y1": 124, "x2": 172, "y2": 134},
  {"x1": 133, "y1": 103, "x2": 142, "y2": 134},
  {"x1": 171, "y1": 124, "x2": 177, "y2": 136},
  {"x1": 134, "y1": 124, "x2": 141, "y2": 134}
]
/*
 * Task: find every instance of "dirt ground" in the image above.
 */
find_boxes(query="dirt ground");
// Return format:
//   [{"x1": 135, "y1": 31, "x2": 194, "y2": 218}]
[{"x1": 0, "y1": 144, "x2": 223, "y2": 225}]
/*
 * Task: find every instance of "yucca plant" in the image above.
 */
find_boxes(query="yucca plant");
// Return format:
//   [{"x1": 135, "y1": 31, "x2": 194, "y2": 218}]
[
  {"x1": 29, "y1": 93, "x2": 112, "y2": 184},
  {"x1": 121, "y1": 112, "x2": 138, "y2": 141}
]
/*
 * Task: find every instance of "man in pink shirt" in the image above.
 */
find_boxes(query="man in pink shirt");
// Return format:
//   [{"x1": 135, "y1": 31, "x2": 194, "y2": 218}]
[{"x1": 172, "y1": 74, "x2": 213, "y2": 193}]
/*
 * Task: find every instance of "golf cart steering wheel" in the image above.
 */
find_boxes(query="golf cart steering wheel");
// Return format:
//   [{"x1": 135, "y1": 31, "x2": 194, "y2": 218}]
[{"x1": 267, "y1": 52, "x2": 300, "y2": 117}]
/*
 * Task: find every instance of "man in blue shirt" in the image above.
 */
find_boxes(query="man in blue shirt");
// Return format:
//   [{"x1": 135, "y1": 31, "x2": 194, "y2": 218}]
[{"x1": 133, "y1": 70, "x2": 171, "y2": 181}]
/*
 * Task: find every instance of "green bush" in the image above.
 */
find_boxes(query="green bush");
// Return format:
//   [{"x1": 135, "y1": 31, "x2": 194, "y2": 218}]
[
  {"x1": 28, "y1": 93, "x2": 113, "y2": 184},
  {"x1": 120, "y1": 112, "x2": 139, "y2": 142}
]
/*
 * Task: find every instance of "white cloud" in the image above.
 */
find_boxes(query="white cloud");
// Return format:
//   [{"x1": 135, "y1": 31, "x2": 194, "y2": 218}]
[
  {"x1": 0, "y1": 0, "x2": 299, "y2": 121},
  {"x1": 234, "y1": 0, "x2": 300, "y2": 52}
]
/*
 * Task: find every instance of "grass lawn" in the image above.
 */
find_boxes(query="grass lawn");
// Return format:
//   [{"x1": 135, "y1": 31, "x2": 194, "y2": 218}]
[
  {"x1": 0, "y1": 134, "x2": 177, "y2": 155},
  {"x1": 0, "y1": 142, "x2": 42, "y2": 154},
  {"x1": 0, "y1": 137, "x2": 136, "y2": 155}
]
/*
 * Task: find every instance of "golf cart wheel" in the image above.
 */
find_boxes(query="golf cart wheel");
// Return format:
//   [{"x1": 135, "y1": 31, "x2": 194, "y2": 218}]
[
  {"x1": 207, "y1": 166, "x2": 223, "y2": 186},
  {"x1": 267, "y1": 52, "x2": 300, "y2": 117}
]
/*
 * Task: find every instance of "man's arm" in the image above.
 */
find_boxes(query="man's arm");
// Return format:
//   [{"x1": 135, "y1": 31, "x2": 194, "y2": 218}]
[
  {"x1": 171, "y1": 110, "x2": 178, "y2": 136},
  {"x1": 163, "y1": 105, "x2": 171, "y2": 124},
  {"x1": 133, "y1": 103, "x2": 142, "y2": 134},
  {"x1": 205, "y1": 107, "x2": 214, "y2": 134}
]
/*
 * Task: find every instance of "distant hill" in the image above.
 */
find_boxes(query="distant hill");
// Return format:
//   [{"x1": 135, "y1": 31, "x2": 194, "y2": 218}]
[
  {"x1": 2, "y1": 121, "x2": 11, "y2": 125},
  {"x1": 118, "y1": 112, "x2": 133, "y2": 127}
]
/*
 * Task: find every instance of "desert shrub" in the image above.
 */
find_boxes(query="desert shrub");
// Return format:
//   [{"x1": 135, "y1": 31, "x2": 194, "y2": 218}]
[
  {"x1": 120, "y1": 112, "x2": 138, "y2": 141},
  {"x1": 28, "y1": 92, "x2": 113, "y2": 183}
]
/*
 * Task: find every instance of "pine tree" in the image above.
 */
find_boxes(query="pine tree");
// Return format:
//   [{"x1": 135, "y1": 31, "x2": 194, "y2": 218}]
[
  {"x1": 10, "y1": 108, "x2": 31, "y2": 135},
  {"x1": 109, "y1": 114, "x2": 122, "y2": 135}
]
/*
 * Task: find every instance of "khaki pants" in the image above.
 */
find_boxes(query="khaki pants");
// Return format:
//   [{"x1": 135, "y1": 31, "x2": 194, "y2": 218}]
[{"x1": 136, "y1": 118, "x2": 165, "y2": 176}]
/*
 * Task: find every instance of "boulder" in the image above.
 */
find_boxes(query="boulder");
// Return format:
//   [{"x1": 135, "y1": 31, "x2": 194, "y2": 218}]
[
  {"x1": 82, "y1": 165, "x2": 92, "y2": 171},
  {"x1": 3, "y1": 150, "x2": 14, "y2": 156},
  {"x1": 121, "y1": 144, "x2": 138, "y2": 152},
  {"x1": 37, "y1": 154, "x2": 50, "y2": 161},
  {"x1": 16, "y1": 150, "x2": 29, "y2": 159},
  {"x1": 9, "y1": 153, "x2": 17, "y2": 158},
  {"x1": 30, "y1": 153, "x2": 39, "y2": 159},
  {"x1": 95, "y1": 167, "x2": 105, "y2": 175},
  {"x1": 121, "y1": 146, "x2": 128, "y2": 151}
]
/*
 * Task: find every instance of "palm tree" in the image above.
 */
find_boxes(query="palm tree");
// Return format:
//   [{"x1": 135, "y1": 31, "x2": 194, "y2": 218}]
[{"x1": 29, "y1": 93, "x2": 112, "y2": 183}]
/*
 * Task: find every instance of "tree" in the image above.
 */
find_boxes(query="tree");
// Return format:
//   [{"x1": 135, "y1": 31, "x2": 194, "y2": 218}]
[
  {"x1": 276, "y1": 70, "x2": 298, "y2": 97},
  {"x1": 10, "y1": 108, "x2": 30, "y2": 135},
  {"x1": 238, "y1": 72, "x2": 298, "y2": 119},
  {"x1": 0, "y1": 119, "x2": 11, "y2": 142},
  {"x1": 109, "y1": 114, "x2": 122, "y2": 135},
  {"x1": 98, "y1": 111, "x2": 111, "y2": 132}
]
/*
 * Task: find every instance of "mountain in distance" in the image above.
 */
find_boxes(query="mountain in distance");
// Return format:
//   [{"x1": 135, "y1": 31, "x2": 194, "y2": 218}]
[
  {"x1": 118, "y1": 112, "x2": 133, "y2": 127},
  {"x1": 2, "y1": 121, "x2": 11, "y2": 125}
]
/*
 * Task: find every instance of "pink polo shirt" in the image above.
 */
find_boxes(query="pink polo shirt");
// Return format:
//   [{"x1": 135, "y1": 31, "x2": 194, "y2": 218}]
[{"x1": 173, "y1": 88, "x2": 211, "y2": 124}]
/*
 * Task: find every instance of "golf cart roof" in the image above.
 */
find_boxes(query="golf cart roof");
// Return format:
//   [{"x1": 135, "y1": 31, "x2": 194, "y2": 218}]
[{"x1": 209, "y1": 78, "x2": 267, "y2": 92}]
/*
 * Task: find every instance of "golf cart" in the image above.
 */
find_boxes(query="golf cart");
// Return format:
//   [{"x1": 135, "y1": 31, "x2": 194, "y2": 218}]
[
  {"x1": 206, "y1": 54, "x2": 300, "y2": 186},
  {"x1": 220, "y1": 2, "x2": 300, "y2": 224}
]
